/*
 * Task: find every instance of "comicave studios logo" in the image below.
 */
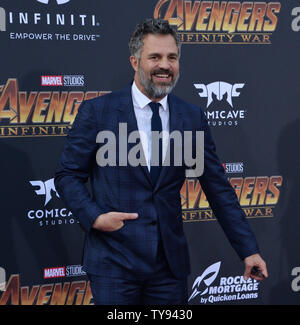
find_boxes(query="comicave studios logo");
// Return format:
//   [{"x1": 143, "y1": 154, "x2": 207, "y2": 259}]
[
  {"x1": 194, "y1": 81, "x2": 246, "y2": 127},
  {"x1": 0, "y1": 0, "x2": 100, "y2": 42},
  {"x1": 28, "y1": 178, "x2": 78, "y2": 227},
  {"x1": 189, "y1": 261, "x2": 260, "y2": 304}
]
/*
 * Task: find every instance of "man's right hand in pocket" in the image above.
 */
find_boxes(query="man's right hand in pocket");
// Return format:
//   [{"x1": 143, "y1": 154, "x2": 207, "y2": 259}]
[{"x1": 92, "y1": 212, "x2": 139, "y2": 232}]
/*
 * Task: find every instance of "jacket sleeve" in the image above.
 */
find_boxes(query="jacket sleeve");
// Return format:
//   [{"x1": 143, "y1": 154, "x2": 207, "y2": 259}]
[
  {"x1": 54, "y1": 100, "x2": 104, "y2": 232},
  {"x1": 198, "y1": 112, "x2": 260, "y2": 260}
]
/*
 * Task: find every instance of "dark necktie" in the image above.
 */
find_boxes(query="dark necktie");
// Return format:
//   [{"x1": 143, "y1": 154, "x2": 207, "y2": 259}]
[{"x1": 149, "y1": 102, "x2": 163, "y2": 186}]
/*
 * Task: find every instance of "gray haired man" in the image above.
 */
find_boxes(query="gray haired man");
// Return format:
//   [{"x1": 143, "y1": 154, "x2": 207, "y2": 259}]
[{"x1": 55, "y1": 18, "x2": 267, "y2": 305}]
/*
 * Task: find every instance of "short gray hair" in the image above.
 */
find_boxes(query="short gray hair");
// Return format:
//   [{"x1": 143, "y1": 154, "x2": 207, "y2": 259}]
[{"x1": 129, "y1": 18, "x2": 181, "y2": 59}]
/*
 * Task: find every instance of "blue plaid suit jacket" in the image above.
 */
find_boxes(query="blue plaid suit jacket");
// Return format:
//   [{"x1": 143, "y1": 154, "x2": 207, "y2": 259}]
[{"x1": 54, "y1": 83, "x2": 259, "y2": 279}]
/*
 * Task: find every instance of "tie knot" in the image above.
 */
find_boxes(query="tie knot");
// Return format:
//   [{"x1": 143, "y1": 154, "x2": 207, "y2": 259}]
[{"x1": 149, "y1": 102, "x2": 161, "y2": 114}]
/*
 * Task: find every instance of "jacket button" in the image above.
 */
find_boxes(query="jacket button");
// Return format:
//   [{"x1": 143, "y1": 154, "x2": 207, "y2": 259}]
[{"x1": 151, "y1": 220, "x2": 157, "y2": 225}]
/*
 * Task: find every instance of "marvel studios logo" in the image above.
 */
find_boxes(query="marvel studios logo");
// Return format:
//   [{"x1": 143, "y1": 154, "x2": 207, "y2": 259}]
[
  {"x1": 223, "y1": 162, "x2": 244, "y2": 174},
  {"x1": 41, "y1": 75, "x2": 84, "y2": 87},
  {"x1": 43, "y1": 265, "x2": 86, "y2": 279},
  {"x1": 44, "y1": 266, "x2": 65, "y2": 279}
]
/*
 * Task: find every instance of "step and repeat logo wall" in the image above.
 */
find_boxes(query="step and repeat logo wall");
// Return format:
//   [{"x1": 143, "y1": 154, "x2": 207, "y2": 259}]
[{"x1": 0, "y1": 0, "x2": 299, "y2": 305}]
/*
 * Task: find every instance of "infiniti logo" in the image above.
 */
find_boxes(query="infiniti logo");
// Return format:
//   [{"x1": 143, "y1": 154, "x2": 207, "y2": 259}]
[
  {"x1": 36, "y1": 0, "x2": 71, "y2": 4},
  {"x1": 2, "y1": 0, "x2": 100, "y2": 42}
]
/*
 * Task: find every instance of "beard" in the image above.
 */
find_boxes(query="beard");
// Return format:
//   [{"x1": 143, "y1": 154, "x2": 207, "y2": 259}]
[{"x1": 137, "y1": 64, "x2": 179, "y2": 99}]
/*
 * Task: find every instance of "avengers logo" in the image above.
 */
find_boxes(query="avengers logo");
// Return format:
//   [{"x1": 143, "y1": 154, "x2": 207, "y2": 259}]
[
  {"x1": 154, "y1": 1, "x2": 281, "y2": 44},
  {"x1": 180, "y1": 175, "x2": 282, "y2": 221},
  {"x1": 0, "y1": 274, "x2": 93, "y2": 305},
  {"x1": 0, "y1": 78, "x2": 110, "y2": 138}
]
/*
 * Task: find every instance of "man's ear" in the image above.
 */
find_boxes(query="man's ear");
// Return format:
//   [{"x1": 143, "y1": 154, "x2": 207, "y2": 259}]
[{"x1": 130, "y1": 55, "x2": 138, "y2": 72}]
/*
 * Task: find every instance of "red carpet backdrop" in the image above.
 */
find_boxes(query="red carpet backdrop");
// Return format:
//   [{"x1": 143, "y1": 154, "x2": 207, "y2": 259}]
[{"x1": 0, "y1": 0, "x2": 299, "y2": 305}]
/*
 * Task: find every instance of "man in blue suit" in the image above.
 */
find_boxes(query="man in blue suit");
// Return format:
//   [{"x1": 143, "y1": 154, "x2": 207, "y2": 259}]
[{"x1": 54, "y1": 18, "x2": 268, "y2": 305}]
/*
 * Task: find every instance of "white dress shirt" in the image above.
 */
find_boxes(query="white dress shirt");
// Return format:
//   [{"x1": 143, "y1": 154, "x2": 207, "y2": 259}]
[{"x1": 131, "y1": 81, "x2": 170, "y2": 171}]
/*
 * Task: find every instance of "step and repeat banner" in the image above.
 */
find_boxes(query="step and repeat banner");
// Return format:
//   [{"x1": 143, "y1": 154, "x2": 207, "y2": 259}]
[{"x1": 0, "y1": 0, "x2": 299, "y2": 305}]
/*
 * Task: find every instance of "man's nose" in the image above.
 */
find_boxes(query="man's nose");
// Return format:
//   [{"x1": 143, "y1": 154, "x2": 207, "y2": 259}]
[{"x1": 158, "y1": 57, "x2": 171, "y2": 70}]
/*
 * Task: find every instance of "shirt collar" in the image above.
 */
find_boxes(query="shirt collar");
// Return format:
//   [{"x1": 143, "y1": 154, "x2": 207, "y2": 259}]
[{"x1": 132, "y1": 81, "x2": 168, "y2": 111}]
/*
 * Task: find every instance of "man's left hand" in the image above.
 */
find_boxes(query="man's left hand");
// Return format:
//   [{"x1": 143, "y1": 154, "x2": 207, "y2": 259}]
[{"x1": 244, "y1": 253, "x2": 268, "y2": 281}]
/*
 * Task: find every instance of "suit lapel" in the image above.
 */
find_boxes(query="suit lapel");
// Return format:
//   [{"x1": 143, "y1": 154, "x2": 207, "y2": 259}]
[{"x1": 117, "y1": 85, "x2": 152, "y2": 187}]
